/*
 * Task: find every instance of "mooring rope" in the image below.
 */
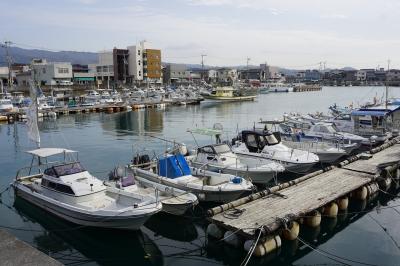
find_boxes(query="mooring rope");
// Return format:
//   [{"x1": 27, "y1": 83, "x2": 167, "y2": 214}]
[{"x1": 239, "y1": 226, "x2": 263, "y2": 266}]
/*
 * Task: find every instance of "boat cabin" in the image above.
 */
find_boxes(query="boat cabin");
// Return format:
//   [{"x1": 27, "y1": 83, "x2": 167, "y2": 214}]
[
  {"x1": 211, "y1": 87, "x2": 234, "y2": 97},
  {"x1": 240, "y1": 130, "x2": 280, "y2": 153},
  {"x1": 17, "y1": 148, "x2": 105, "y2": 197}
]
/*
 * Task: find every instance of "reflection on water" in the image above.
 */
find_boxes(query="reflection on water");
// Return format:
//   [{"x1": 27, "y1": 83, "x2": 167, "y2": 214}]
[
  {"x1": 3, "y1": 87, "x2": 400, "y2": 265},
  {"x1": 13, "y1": 197, "x2": 163, "y2": 266}
]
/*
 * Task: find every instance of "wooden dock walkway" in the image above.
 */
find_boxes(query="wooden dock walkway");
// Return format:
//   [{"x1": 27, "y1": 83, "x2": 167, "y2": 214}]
[{"x1": 207, "y1": 137, "x2": 400, "y2": 245}]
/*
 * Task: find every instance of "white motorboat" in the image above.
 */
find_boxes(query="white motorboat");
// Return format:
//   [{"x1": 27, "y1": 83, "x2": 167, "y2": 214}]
[
  {"x1": 232, "y1": 129, "x2": 319, "y2": 173},
  {"x1": 281, "y1": 120, "x2": 369, "y2": 146},
  {"x1": 267, "y1": 82, "x2": 293, "y2": 93},
  {"x1": 0, "y1": 98, "x2": 13, "y2": 112},
  {"x1": 13, "y1": 148, "x2": 161, "y2": 230},
  {"x1": 132, "y1": 153, "x2": 254, "y2": 203},
  {"x1": 187, "y1": 143, "x2": 285, "y2": 184},
  {"x1": 281, "y1": 139, "x2": 346, "y2": 163},
  {"x1": 105, "y1": 166, "x2": 198, "y2": 216}
]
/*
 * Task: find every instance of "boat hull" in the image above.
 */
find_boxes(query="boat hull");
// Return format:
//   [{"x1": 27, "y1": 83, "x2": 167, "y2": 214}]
[
  {"x1": 14, "y1": 184, "x2": 155, "y2": 230},
  {"x1": 235, "y1": 152, "x2": 317, "y2": 174},
  {"x1": 202, "y1": 95, "x2": 256, "y2": 102},
  {"x1": 190, "y1": 162, "x2": 277, "y2": 184}
]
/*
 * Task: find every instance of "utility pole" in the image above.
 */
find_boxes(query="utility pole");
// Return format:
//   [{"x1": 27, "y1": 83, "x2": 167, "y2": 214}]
[
  {"x1": 386, "y1": 59, "x2": 390, "y2": 110},
  {"x1": 246, "y1": 57, "x2": 251, "y2": 80},
  {"x1": 1, "y1": 41, "x2": 13, "y2": 89},
  {"x1": 201, "y1": 54, "x2": 207, "y2": 81}
]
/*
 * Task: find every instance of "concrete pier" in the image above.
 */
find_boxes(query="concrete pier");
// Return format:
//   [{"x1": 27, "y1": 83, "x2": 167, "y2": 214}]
[{"x1": 0, "y1": 229, "x2": 62, "y2": 266}]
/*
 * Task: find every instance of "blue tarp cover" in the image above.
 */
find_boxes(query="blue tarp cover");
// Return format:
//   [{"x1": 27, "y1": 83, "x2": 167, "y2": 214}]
[
  {"x1": 158, "y1": 154, "x2": 191, "y2": 178},
  {"x1": 351, "y1": 110, "x2": 387, "y2": 117}
]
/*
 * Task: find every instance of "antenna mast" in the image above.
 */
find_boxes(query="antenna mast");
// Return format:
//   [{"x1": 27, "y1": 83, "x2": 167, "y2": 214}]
[{"x1": 1, "y1": 41, "x2": 13, "y2": 89}]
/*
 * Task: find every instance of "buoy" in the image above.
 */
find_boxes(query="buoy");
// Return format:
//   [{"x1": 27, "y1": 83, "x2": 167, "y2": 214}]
[
  {"x1": 223, "y1": 230, "x2": 242, "y2": 248},
  {"x1": 378, "y1": 178, "x2": 391, "y2": 191},
  {"x1": 304, "y1": 210, "x2": 321, "y2": 227},
  {"x1": 353, "y1": 186, "x2": 367, "y2": 200},
  {"x1": 367, "y1": 182, "x2": 379, "y2": 195},
  {"x1": 282, "y1": 221, "x2": 299, "y2": 241},
  {"x1": 206, "y1": 223, "x2": 224, "y2": 239},
  {"x1": 337, "y1": 197, "x2": 348, "y2": 211},
  {"x1": 0, "y1": 115, "x2": 7, "y2": 121},
  {"x1": 244, "y1": 235, "x2": 281, "y2": 257},
  {"x1": 323, "y1": 202, "x2": 338, "y2": 218}
]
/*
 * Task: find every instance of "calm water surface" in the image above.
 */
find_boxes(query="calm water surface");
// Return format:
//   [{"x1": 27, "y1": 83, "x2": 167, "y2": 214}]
[{"x1": 1, "y1": 86, "x2": 400, "y2": 265}]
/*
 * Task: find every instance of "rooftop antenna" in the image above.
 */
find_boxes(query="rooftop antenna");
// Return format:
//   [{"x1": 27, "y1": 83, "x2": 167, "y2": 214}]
[{"x1": 1, "y1": 41, "x2": 13, "y2": 89}]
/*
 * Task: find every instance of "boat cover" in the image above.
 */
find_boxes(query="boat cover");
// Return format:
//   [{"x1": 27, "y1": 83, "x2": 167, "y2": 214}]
[{"x1": 158, "y1": 154, "x2": 191, "y2": 179}]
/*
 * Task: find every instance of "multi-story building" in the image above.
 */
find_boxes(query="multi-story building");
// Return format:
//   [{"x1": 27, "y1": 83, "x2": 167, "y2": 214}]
[
  {"x1": 239, "y1": 68, "x2": 262, "y2": 80},
  {"x1": 90, "y1": 41, "x2": 162, "y2": 85},
  {"x1": 387, "y1": 69, "x2": 400, "y2": 82},
  {"x1": 216, "y1": 68, "x2": 238, "y2": 84},
  {"x1": 31, "y1": 59, "x2": 73, "y2": 86},
  {"x1": 144, "y1": 48, "x2": 162, "y2": 83},
  {"x1": 89, "y1": 51, "x2": 114, "y2": 86},
  {"x1": 163, "y1": 64, "x2": 190, "y2": 84}
]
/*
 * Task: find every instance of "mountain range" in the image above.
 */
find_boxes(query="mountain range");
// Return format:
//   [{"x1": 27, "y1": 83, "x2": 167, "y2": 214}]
[{"x1": 0, "y1": 46, "x2": 97, "y2": 66}]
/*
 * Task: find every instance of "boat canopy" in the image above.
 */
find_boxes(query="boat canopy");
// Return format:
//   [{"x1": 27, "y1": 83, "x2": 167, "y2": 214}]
[
  {"x1": 26, "y1": 148, "x2": 77, "y2": 158},
  {"x1": 158, "y1": 154, "x2": 191, "y2": 179},
  {"x1": 351, "y1": 110, "x2": 387, "y2": 117}
]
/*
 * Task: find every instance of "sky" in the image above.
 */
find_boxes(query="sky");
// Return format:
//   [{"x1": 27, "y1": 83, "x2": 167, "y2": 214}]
[{"x1": 1, "y1": 0, "x2": 400, "y2": 69}]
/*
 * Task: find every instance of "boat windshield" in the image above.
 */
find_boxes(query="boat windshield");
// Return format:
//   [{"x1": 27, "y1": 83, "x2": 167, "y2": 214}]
[
  {"x1": 213, "y1": 144, "x2": 231, "y2": 154},
  {"x1": 264, "y1": 134, "x2": 279, "y2": 145},
  {"x1": 49, "y1": 162, "x2": 86, "y2": 177}
]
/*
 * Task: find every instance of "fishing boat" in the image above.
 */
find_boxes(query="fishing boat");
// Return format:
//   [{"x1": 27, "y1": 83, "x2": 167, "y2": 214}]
[
  {"x1": 13, "y1": 148, "x2": 161, "y2": 230},
  {"x1": 232, "y1": 129, "x2": 319, "y2": 173},
  {"x1": 132, "y1": 153, "x2": 254, "y2": 203},
  {"x1": 201, "y1": 86, "x2": 256, "y2": 102},
  {"x1": 187, "y1": 143, "x2": 285, "y2": 184},
  {"x1": 105, "y1": 166, "x2": 198, "y2": 216}
]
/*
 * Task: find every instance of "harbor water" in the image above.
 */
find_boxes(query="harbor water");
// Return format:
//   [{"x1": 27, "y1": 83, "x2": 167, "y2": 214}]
[{"x1": 1, "y1": 86, "x2": 400, "y2": 265}]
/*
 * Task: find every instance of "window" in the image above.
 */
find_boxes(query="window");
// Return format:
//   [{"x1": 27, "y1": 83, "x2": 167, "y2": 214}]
[
  {"x1": 199, "y1": 146, "x2": 214, "y2": 154},
  {"x1": 42, "y1": 68, "x2": 46, "y2": 74},
  {"x1": 138, "y1": 71, "x2": 141, "y2": 76},
  {"x1": 96, "y1": 66, "x2": 102, "y2": 73},
  {"x1": 58, "y1": 68, "x2": 69, "y2": 74},
  {"x1": 53, "y1": 162, "x2": 85, "y2": 177},
  {"x1": 138, "y1": 60, "x2": 141, "y2": 66},
  {"x1": 245, "y1": 134, "x2": 258, "y2": 149},
  {"x1": 213, "y1": 144, "x2": 231, "y2": 154},
  {"x1": 42, "y1": 179, "x2": 75, "y2": 195},
  {"x1": 138, "y1": 50, "x2": 141, "y2": 56}
]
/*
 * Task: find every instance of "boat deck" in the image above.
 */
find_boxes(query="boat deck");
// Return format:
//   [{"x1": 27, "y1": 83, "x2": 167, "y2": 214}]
[{"x1": 208, "y1": 139, "x2": 400, "y2": 239}]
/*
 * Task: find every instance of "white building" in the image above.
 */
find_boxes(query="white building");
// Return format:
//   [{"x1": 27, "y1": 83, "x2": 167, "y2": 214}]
[
  {"x1": 127, "y1": 42, "x2": 145, "y2": 81},
  {"x1": 31, "y1": 59, "x2": 72, "y2": 85},
  {"x1": 216, "y1": 68, "x2": 238, "y2": 83},
  {"x1": 89, "y1": 51, "x2": 114, "y2": 83},
  {"x1": 356, "y1": 70, "x2": 367, "y2": 81}
]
